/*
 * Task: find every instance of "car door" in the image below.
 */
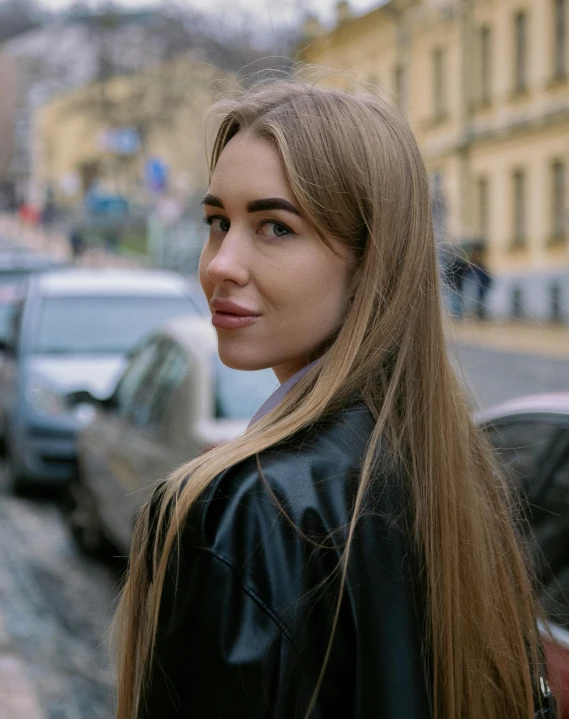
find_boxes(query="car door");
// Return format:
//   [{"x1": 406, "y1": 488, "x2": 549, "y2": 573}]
[
  {"x1": 484, "y1": 415, "x2": 568, "y2": 567},
  {"x1": 82, "y1": 339, "x2": 164, "y2": 549},
  {"x1": 484, "y1": 417, "x2": 566, "y2": 504},
  {"x1": 109, "y1": 338, "x2": 192, "y2": 539}
]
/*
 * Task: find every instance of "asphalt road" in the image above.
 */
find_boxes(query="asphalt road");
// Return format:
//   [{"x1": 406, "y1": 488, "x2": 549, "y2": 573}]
[
  {"x1": 0, "y1": 343, "x2": 567, "y2": 719},
  {"x1": 452, "y1": 343, "x2": 569, "y2": 410}
]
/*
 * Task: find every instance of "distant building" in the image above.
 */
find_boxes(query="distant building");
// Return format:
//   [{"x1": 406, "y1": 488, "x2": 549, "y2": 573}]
[
  {"x1": 32, "y1": 56, "x2": 227, "y2": 210},
  {"x1": 300, "y1": 0, "x2": 569, "y2": 323},
  {"x1": 0, "y1": 10, "x2": 163, "y2": 207}
]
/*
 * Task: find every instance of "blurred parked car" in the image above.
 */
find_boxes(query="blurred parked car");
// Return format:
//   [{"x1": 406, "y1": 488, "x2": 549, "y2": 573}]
[
  {"x1": 69, "y1": 316, "x2": 276, "y2": 555},
  {"x1": 0, "y1": 268, "x2": 206, "y2": 491},
  {"x1": 477, "y1": 393, "x2": 569, "y2": 715},
  {"x1": 0, "y1": 250, "x2": 66, "y2": 354},
  {"x1": 0, "y1": 283, "x2": 22, "y2": 350},
  {"x1": 0, "y1": 248, "x2": 66, "y2": 286}
]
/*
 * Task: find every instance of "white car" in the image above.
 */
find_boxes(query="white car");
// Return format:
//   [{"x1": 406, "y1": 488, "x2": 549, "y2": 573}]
[
  {"x1": 70, "y1": 316, "x2": 277, "y2": 555},
  {"x1": 0, "y1": 268, "x2": 206, "y2": 490}
]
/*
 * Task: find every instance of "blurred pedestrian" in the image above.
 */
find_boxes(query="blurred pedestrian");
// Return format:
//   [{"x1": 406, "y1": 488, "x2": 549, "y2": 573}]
[
  {"x1": 114, "y1": 81, "x2": 554, "y2": 719},
  {"x1": 469, "y1": 247, "x2": 493, "y2": 320},
  {"x1": 442, "y1": 245, "x2": 470, "y2": 318},
  {"x1": 68, "y1": 227, "x2": 85, "y2": 259}
]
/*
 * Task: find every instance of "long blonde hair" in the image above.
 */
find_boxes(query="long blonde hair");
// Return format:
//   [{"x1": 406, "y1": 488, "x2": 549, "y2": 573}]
[{"x1": 115, "y1": 78, "x2": 543, "y2": 718}]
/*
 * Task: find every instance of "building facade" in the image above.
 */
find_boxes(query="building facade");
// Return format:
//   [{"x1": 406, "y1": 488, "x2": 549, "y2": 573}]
[
  {"x1": 300, "y1": 0, "x2": 569, "y2": 322},
  {"x1": 32, "y1": 57, "x2": 225, "y2": 211},
  {"x1": 0, "y1": 10, "x2": 165, "y2": 208}
]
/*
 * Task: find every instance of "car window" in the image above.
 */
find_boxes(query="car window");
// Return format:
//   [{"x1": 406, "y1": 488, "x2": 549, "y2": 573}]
[
  {"x1": 535, "y1": 438, "x2": 569, "y2": 629},
  {"x1": 213, "y1": 356, "x2": 277, "y2": 420},
  {"x1": 115, "y1": 341, "x2": 161, "y2": 415},
  {"x1": 0, "y1": 303, "x2": 16, "y2": 342},
  {"x1": 4, "y1": 297, "x2": 25, "y2": 352},
  {"x1": 484, "y1": 420, "x2": 561, "y2": 489},
  {"x1": 127, "y1": 341, "x2": 188, "y2": 431},
  {"x1": 537, "y1": 436, "x2": 569, "y2": 516},
  {"x1": 32, "y1": 295, "x2": 198, "y2": 355}
]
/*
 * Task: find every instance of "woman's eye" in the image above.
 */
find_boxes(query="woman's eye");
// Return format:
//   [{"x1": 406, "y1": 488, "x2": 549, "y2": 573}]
[
  {"x1": 205, "y1": 216, "x2": 230, "y2": 233},
  {"x1": 258, "y1": 221, "x2": 292, "y2": 238}
]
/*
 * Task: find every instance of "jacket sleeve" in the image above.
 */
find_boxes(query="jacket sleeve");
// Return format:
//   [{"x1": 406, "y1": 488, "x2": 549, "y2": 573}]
[{"x1": 139, "y1": 541, "x2": 321, "y2": 719}]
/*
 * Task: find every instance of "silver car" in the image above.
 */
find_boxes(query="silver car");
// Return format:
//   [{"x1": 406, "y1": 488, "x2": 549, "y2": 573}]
[
  {"x1": 70, "y1": 316, "x2": 276, "y2": 555},
  {"x1": 0, "y1": 268, "x2": 206, "y2": 491}
]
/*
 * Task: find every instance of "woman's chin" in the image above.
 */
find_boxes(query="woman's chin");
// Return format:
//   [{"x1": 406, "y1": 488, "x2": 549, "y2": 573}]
[{"x1": 216, "y1": 343, "x2": 271, "y2": 372}]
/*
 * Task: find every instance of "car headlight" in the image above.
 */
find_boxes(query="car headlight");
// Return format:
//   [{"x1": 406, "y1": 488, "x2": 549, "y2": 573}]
[{"x1": 26, "y1": 375, "x2": 68, "y2": 417}]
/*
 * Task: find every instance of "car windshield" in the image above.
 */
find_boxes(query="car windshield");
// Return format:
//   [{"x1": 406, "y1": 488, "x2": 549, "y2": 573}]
[
  {"x1": 33, "y1": 295, "x2": 198, "y2": 355},
  {"x1": 214, "y1": 357, "x2": 277, "y2": 420}
]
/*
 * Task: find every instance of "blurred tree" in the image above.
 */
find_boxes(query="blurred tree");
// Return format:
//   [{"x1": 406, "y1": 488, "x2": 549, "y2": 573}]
[
  {"x1": 63, "y1": 1, "x2": 302, "y2": 153},
  {"x1": 0, "y1": 0, "x2": 44, "y2": 42}
]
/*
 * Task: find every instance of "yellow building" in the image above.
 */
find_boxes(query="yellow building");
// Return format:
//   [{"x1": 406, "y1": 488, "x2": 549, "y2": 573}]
[
  {"x1": 301, "y1": 0, "x2": 569, "y2": 322},
  {"x1": 33, "y1": 57, "x2": 227, "y2": 210}
]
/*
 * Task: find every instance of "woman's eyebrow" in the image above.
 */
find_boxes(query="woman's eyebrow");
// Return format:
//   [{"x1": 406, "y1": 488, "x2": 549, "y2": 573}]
[
  {"x1": 202, "y1": 193, "x2": 224, "y2": 208},
  {"x1": 201, "y1": 194, "x2": 301, "y2": 216},
  {"x1": 247, "y1": 198, "x2": 301, "y2": 216}
]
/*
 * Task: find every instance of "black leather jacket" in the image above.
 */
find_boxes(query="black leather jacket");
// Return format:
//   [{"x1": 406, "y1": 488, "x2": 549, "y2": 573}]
[{"x1": 140, "y1": 402, "x2": 431, "y2": 717}]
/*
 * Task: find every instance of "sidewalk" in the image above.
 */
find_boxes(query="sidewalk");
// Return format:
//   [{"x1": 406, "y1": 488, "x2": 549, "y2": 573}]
[
  {"x1": 0, "y1": 616, "x2": 44, "y2": 719},
  {"x1": 448, "y1": 318, "x2": 569, "y2": 361},
  {"x1": 0, "y1": 213, "x2": 144, "y2": 269}
]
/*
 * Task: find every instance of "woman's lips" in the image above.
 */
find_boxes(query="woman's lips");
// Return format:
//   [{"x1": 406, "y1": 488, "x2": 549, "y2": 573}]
[
  {"x1": 211, "y1": 312, "x2": 260, "y2": 330},
  {"x1": 210, "y1": 298, "x2": 261, "y2": 329}
]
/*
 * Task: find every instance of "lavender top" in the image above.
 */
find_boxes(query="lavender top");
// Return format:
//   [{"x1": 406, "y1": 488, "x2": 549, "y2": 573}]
[{"x1": 248, "y1": 359, "x2": 319, "y2": 427}]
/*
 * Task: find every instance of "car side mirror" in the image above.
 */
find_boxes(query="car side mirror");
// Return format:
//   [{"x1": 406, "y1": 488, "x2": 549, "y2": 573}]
[
  {"x1": 66, "y1": 389, "x2": 117, "y2": 410},
  {"x1": 66, "y1": 389, "x2": 99, "y2": 407}
]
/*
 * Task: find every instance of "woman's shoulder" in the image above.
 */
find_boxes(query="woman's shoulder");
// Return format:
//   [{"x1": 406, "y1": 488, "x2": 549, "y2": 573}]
[{"x1": 187, "y1": 400, "x2": 401, "y2": 554}]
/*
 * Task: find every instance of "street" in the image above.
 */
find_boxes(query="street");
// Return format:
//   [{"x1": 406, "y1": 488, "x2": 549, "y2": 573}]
[
  {"x1": 0, "y1": 343, "x2": 567, "y2": 719},
  {"x1": 0, "y1": 465, "x2": 119, "y2": 719},
  {"x1": 453, "y1": 343, "x2": 569, "y2": 411}
]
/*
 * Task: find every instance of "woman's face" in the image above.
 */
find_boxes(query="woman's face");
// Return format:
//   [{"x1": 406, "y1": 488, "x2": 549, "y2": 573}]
[{"x1": 199, "y1": 131, "x2": 355, "y2": 383}]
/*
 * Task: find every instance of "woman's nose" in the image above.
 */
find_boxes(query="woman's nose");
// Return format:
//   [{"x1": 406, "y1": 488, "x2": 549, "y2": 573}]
[{"x1": 205, "y1": 231, "x2": 250, "y2": 287}]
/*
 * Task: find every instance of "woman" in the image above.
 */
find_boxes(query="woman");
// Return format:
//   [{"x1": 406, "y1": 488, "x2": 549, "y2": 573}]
[{"x1": 115, "y1": 80, "x2": 553, "y2": 718}]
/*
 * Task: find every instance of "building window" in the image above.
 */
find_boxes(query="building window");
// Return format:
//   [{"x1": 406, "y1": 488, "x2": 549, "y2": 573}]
[
  {"x1": 554, "y1": 0, "x2": 567, "y2": 79},
  {"x1": 480, "y1": 26, "x2": 492, "y2": 104},
  {"x1": 478, "y1": 176, "x2": 489, "y2": 240},
  {"x1": 551, "y1": 160, "x2": 566, "y2": 241},
  {"x1": 432, "y1": 47, "x2": 445, "y2": 119},
  {"x1": 512, "y1": 170, "x2": 526, "y2": 247},
  {"x1": 514, "y1": 11, "x2": 528, "y2": 94},
  {"x1": 393, "y1": 63, "x2": 406, "y2": 113}
]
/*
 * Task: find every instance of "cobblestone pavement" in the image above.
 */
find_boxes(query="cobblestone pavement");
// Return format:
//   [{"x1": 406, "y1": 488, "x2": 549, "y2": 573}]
[{"x1": 0, "y1": 465, "x2": 121, "y2": 719}]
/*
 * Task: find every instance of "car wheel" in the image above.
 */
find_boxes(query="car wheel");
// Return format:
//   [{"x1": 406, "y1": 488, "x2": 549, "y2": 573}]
[{"x1": 67, "y1": 476, "x2": 111, "y2": 557}]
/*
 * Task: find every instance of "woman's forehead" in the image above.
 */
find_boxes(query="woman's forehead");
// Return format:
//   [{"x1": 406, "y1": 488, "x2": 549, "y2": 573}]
[{"x1": 210, "y1": 133, "x2": 295, "y2": 204}]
